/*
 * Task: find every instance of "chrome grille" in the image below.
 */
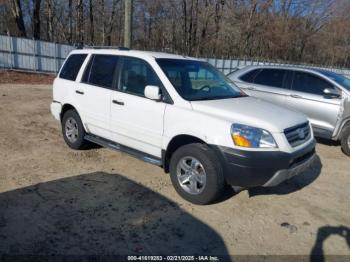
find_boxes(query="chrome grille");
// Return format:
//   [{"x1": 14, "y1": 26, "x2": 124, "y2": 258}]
[{"x1": 284, "y1": 122, "x2": 311, "y2": 147}]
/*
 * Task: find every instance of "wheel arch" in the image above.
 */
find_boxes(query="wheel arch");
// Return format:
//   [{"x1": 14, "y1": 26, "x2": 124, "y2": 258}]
[
  {"x1": 162, "y1": 134, "x2": 206, "y2": 173},
  {"x1": 60, "y1": 104, "x2": 78, "y2": 122},
  {"x1": 335, "y1": 117, "x2": 350, "y2": 140}
]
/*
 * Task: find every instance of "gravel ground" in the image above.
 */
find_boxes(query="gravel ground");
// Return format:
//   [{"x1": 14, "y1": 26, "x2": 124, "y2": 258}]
[{"x1": 0, "y1": 84, "x2": 349, "y2": 258}]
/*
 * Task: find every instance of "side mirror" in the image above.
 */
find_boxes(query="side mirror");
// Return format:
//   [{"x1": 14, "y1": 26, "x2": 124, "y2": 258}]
[
  {"x1": 323, "y1": 88, "x2": 341, "y2": 98},
  {"x1": 144, "y1": 85, "x2": 161, "y2": 101}
]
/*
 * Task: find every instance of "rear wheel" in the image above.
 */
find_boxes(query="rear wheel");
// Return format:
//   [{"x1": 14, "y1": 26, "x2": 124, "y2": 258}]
[
  {"x1": 341, "y1": 126, "x2": 350, "y2": 156},
  {"x1": 61, "y1": 109, "x2": 89, "y2": 150},
  {"x1": 169, "y1": 143, "x2": 225, "y2": 205}
]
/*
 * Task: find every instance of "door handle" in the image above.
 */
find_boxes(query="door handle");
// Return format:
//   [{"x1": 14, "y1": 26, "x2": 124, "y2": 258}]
[
  {"x1": 75, "y1": 90, "x2": 84, "y2": 95},
  {"x1": 246, "y1": 87, "x2": 256, "y2": 91},
  {"x1": 112, "y1": 100, "x2": 124, "y2": 106},
  {"x1": 290, "y1": 94, "x2": 302, "y2": 99}
]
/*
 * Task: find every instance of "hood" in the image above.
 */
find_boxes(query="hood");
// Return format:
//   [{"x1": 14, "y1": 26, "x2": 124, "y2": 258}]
[{"x1": 190, "y1": 97, "x2": 308, "y2": 133}]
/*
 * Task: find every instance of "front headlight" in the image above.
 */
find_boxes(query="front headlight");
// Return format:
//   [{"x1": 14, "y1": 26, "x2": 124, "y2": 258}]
[{"x1": 231, "y1": 124, "x2": 277, "y2": 148}]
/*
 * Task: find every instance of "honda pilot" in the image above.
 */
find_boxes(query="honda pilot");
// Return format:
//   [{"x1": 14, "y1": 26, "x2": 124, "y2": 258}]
[{"x1": 51, "y1": 49, "x2": 316, "y2": 204}]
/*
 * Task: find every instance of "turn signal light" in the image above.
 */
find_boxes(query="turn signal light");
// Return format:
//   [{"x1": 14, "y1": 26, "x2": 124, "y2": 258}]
[{"x1": 232, "y1": 134, "x2": 251, "y2": 148}]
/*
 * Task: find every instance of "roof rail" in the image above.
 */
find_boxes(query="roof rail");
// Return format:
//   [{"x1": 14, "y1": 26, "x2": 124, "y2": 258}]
[{"x1": 84, "y1": 45, "x2": 130, "y2": 51}]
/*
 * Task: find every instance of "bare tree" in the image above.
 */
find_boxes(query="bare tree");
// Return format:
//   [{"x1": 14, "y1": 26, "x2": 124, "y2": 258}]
[
  {"x1": 76, "y1": 0, "x2": 84, "y2": 44},
  {"x1": 68, "y1": 0, "x2": 73, "y2": 44},
  {"x1": 45, "y1": 0, "x2": 54, "y2": 41},
  {"x1": 89, "y1": 0, "x2": 94, "y2": 44},
  {"x1": 106, "y1": 0, "x2": 119, "y2": 45},
  {"x1": 9, "y1": 0, "x2": 26, "y2": 37},
  {"x1": 32, "y1": 0, "x2": 41, "y2": 39},
  {"x1": 2, "y1": 0, "x2": 350, "y2": 68}
]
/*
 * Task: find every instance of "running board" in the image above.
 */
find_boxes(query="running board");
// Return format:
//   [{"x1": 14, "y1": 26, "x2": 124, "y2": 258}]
[{"x1": 84, "y1": 134, "x2": 162, "y2": 166}]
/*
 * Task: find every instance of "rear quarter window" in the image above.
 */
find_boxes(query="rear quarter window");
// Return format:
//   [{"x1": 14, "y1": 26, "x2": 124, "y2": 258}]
[
  {"x1": 59, "y1": 54, "x2": 87, "y2": 81},
  {"x1": 239, "y1": 69, "x2": 260, "y2": 83}
]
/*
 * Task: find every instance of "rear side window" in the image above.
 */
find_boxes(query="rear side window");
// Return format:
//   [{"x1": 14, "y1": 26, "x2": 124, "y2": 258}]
[
  {"x1": 59, "y1": 54, "x2": 87, "y2": 81},
  {"x1": 253, "y1": 69, "x2": 286, "y2": 88},
  {"x1": 82, "y1": 55, "x2": 119, "y2": 88},
  {"x1": 292, "y1": 71, "x2": 334, "y2": 95},
  {"x1": 239, "y1": 69, "x2": 260, "y2": 83},
  {"x1": 119, "y1": 57, "x2": 162, "y2": 96}
]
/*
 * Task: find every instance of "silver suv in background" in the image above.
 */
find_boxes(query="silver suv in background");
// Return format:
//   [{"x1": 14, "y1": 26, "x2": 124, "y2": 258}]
[{"x1": 228, "y1": 66, "x2": 350, "y2": 156}]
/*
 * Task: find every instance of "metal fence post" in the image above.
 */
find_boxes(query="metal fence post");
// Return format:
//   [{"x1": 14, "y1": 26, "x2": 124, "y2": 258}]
[
  {"x1": 55, "y1": 42, "x2": 58, "y2": 73},
  {"x1": 33, "y1": 39, "x2": 37, "y2": 71},
  {"x1": 9, "y1": 36, "x2": 13, "y2": 69}
]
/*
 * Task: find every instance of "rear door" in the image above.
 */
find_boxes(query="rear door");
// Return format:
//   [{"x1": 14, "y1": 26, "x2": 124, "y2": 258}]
[
  {"x1": 250, "y1": 68, "x2": 290, "y2": 107},
  {"x1": 286, "y1": 70, "x2": 341, "y2": 136},
  {"x1": 75, "y1": 54, "x2": 119, "y2": 140},
  {"x1": 238, "y1": 68, "x2": 290, "y2": 107}
]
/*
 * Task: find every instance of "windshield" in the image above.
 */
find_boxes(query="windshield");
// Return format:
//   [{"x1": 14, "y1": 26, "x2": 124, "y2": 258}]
[
  {"x1": 156, "y1": 58, "x2": 245, "y2": 101},
  {"x1": 317, "y1": 70, "x2": 350, "y2": 91}
]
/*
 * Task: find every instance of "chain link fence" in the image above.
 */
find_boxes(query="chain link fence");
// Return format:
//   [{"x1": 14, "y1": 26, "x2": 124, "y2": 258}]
[{"x1": 1, "y1": 34, "x2": 350, "y2": 78}]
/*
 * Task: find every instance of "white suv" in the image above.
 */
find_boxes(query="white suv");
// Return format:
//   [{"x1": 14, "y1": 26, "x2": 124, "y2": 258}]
[{"x1": 51, "y1": 48, "x2": 316, "y2": 204}]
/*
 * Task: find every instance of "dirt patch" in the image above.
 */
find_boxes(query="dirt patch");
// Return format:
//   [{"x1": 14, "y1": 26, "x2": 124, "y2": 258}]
[
  {"x1": 0, "y1": 70, "x2": 55, "y2": 84},
  {"x1": 0, "y1": 84, "x2": 349, "y2": 257}
]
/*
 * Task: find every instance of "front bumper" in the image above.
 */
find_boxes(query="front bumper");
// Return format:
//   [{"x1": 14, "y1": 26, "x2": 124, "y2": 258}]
[
  {"x1": 262, "y1": 152, "x2": 316, "y2": 187},
  {"x1": 211, "y1": 139, "x2": 316, "y2": 188}
]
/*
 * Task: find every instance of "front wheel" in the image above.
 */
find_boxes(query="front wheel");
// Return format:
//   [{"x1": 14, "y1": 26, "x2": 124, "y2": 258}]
[
  {"x1": 341, "y1": 126, "x2": 350, "y2": 156},
  {"x1": 169, "y1": 143, "x2": 225, "y2": 205}
]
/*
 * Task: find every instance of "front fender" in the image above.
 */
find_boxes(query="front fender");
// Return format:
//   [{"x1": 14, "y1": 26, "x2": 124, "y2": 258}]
[
  {"x1": 333, "y1": 96, "x2": 350, "y2": 140},
  {"x1": 162, "y1": 106, "x2": 233, "y2": 149}
]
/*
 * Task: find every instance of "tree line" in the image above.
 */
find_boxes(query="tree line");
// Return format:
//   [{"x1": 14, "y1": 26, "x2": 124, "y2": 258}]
[{"x1": 1, "y1": 0, "x2": 350, "y2": 68}]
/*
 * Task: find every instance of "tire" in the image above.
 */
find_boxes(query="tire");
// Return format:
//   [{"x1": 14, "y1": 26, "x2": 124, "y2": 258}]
[
  {"x1": 341, "y1": 126, "x2": 350, "y2": 156},
  {"x1": 169, "y1": 143, "x2": 225, "y2": 205},
  {"x1": 61, "y1": 109, "x2": 89, "y2": 150}
]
